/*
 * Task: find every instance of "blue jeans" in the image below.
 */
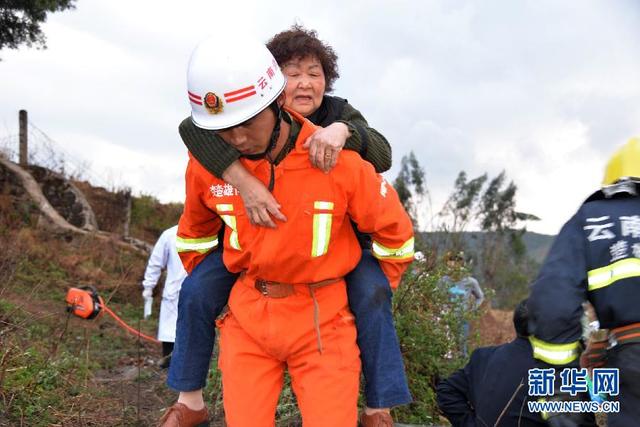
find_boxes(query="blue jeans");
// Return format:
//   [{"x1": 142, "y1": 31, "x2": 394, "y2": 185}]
[
  {"x1": 167, "y1": 248, "x2": 412, "y2": 408},
  {"x1": 167, "y1": 247, "x2": 237, "y2": 391},
  {"x1": 346, "y1": 250, "x2": 412, "y2": 408}
]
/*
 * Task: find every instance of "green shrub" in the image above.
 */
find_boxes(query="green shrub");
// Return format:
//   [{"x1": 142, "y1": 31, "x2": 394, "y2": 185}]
[
  {"x1": 392, "y1": 258, "x2": 481, "y2": 423},
  {"x1": 130, "y1": 194, "x2": 182, "y2": 241}
]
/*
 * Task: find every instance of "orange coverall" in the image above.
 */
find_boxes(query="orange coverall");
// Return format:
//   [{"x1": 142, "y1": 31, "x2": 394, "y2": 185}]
[{"x1": 177, "y1": 109, "x2": 414, "y2": 427}]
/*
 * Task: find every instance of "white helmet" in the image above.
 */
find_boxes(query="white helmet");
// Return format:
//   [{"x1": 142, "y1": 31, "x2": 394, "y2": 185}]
[{"x1": 187, "y1": 36, "x2": 286, "y2": 130}]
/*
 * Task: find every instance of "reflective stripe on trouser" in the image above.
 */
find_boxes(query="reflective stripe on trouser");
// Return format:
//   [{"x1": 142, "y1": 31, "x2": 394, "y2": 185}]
[
  {"x1": 218, "y1": 277, "x2": 360, "y2": 427},
  {"x1": 529, "y1": 336, "x2": 581, "y2": 365}
]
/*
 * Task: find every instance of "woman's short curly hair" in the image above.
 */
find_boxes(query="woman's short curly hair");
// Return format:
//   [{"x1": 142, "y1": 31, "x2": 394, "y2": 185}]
[{"x1": 267, "y1": 25, "x2": 340, "y2": 92}]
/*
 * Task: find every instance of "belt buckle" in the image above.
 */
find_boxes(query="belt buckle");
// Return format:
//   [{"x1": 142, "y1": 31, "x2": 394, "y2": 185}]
[
  {"x1": 256, "y1": 279, "x2": 269, "y2": 296},
  {"x1": 608, "y1": 334, "x2": 618, "y2": 349}
]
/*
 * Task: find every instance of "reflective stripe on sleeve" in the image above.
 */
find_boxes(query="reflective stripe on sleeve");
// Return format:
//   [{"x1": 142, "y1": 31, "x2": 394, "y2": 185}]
[
  {"x1": 529, "y1": 336, "x2": 580, "y2": 365},
  {"x1": 175, "y1": 235, "x2": 218, "y2": 253},
  {"x1": 588, "y1": 257, "x2": 640, "y2": 291},
  {"x1": 372, "y1": 237, "x2": 415, "y2": 260}
]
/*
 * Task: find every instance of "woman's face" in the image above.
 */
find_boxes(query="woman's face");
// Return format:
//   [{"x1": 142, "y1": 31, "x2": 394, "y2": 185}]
[{"x1": 282, "y1": 55, "x2": 326, "y2": 117}]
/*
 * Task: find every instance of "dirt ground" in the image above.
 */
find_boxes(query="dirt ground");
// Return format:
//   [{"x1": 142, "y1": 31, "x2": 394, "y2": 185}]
[
  {"x1": 476, "y1": 306, "x2": 516, "y2": 346},
  {"x1": 1, "y1": 287, "x2": 517, "y2": 426}
]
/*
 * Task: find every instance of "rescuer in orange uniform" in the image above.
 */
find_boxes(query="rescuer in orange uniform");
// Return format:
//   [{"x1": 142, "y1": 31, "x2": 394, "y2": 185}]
[{"x1": 173, "y1": 36, "x2": 414, "y2": 427}]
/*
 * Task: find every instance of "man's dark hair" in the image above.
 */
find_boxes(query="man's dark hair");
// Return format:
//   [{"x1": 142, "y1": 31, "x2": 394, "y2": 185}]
[
  {"x1": 513, "y1": 298, "x2": 530, "y2": 337},
  {"x1": 267, "y1": 24, "x2": 340, "y2": 92}
]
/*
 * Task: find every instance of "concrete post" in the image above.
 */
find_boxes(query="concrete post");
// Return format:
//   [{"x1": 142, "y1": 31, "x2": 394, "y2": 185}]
[
  {"x1": 123, "y1": 189, "x2": 132, "y2": 239},
  {"x1": 19, "y1": 110, "x2": 28, "y2": 166}
]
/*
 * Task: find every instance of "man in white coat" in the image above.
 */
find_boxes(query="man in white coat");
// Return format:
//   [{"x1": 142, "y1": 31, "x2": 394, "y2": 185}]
[{"x1": 142, "y1": 225, "x2": 188, "y2": 368}]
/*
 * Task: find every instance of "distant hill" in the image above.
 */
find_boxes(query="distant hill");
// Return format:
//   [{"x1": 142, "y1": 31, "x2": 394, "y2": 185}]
[
  {"x1": 419, "y1": 230, "x2": 555, "y2": 264},
  {"x1": 522, "y1": 231, "x2": 556, "y2": 263}
]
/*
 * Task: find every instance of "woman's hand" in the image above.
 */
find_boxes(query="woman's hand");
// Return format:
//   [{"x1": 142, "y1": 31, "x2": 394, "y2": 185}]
[
  {"x1": 303, "y1": 122, "x2": 350, "y2": 173},
  {"x1": 239, "y1": 175, "x2": 287, "y2": 228},
  {"x1": 222, "y1": 161, "x2": 286, "y2": 228}
]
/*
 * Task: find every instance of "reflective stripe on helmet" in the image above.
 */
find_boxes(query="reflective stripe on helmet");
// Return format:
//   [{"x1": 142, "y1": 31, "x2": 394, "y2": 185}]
[
  {"x1": 372, "y1": 237, "x2": 415, "y2": 260},
  {"x1": 175, "y1": 235, "x2": 219, "y2": 253},
  {"x1": 588, "y1": 257, "x2": 640, "y2": 291},
  {"x1": 529, "y1": 336, "x2": 580, "y2": 365}
]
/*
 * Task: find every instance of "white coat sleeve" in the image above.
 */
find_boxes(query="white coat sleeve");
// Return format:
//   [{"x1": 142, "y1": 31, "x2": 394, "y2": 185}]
[
  {"x1": 469, "y1": 277, "x2": 484, "y2": 308},
  {"x1": 142, "y1": 230, "x2": 170, "y2": 291}
]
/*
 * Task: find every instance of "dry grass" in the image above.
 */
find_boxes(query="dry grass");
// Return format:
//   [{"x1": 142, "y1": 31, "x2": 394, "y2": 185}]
[{"x1": 0, "y1": 224, "x2": 179, "y2": 426}]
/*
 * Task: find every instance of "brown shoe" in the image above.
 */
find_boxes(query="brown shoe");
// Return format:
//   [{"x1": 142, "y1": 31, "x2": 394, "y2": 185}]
[
  {"x1": 359, "y1": 411, "x2": 394, "y2": 427},
  {"x1": 158, "y1": 403, "x2": 209, "y2": 427}
]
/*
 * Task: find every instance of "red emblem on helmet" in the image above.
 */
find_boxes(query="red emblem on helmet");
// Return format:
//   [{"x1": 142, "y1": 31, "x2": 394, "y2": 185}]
[{"x1": 204, "y1": 92, "x2": 223, "y2": 114}]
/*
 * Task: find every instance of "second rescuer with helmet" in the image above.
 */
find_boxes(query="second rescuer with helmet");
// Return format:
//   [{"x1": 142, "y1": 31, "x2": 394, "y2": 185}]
[
  {"x1": 528, "y1": 137, "x2": 640, "y2": 427},
  {"x1": 161, "y1": 35, "x2": 415, "y2": 427}
]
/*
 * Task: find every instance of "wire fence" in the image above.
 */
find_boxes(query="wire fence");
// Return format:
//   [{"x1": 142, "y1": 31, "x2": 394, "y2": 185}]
[
  {"x1": 0, "y1": 121, "x2": 124, "y2": 192},
  {"x1": 0, "y1": 134, "x2": 18, "y2": 160}
]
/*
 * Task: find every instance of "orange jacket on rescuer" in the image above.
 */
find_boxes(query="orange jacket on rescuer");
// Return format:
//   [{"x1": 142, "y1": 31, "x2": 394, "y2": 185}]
[{"x1": 176, "y1": 109, "x2": 414, "y2": 288}]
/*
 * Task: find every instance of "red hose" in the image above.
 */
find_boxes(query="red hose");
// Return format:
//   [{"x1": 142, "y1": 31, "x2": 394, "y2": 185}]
[{"x1": 100, "y1": 303, "x2": 160, "y2": 344}]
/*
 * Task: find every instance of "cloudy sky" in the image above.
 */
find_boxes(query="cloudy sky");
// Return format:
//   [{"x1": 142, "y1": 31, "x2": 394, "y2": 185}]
[{"x1": 1, "y1": 0, "x2": 639, "y2": 235}]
